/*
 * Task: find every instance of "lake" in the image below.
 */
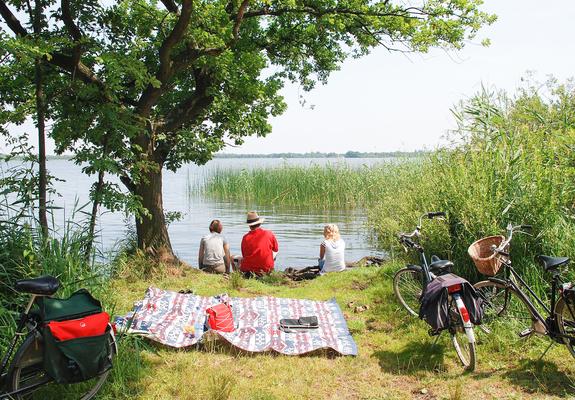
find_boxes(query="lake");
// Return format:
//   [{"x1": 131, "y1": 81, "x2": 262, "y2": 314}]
[{"x1": 2, "y1": 158, "x2": 389, "y2": 269}]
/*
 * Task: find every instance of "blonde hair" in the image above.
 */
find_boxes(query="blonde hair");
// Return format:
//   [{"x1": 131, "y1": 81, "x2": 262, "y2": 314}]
[{"x1": 323, "y1": 224, "x2": 340, "y2": 241}]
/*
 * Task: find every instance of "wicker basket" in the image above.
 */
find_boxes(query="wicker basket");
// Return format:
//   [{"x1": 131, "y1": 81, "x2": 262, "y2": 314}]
[{"x1": 468, "y1": 235, "x2": 507, "y2": 276}]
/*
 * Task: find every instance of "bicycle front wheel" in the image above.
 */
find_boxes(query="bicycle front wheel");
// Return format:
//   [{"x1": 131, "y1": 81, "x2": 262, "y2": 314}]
[
  {"x1": 555, "y1": 297, "x2": 575, "y2": 359},
  {"x1": 9, "y1": 330, "x2": 117, "y2": 400},
  {"x1": 474, "y1": 280, "x2": 535, "y2": 335},
  {"x1": 393, "y1": 267, "x2": 423, "y2": 317}
]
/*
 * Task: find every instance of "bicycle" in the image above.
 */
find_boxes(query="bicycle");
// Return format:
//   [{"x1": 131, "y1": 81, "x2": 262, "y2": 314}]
[
  {"x1": 471, "y1": 223, "x2": 575, "y2": 359},
  {"x1": 0, "y1": 276, "x2": 117, "y2": 399},
  {"x1": 393, "y1": 212, "x2": 478, "y2": 371}
]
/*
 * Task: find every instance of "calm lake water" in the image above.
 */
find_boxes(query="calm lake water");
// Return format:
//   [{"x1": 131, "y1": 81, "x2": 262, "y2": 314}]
[{"x1": 2, "y1": 158, "x2": 389, "y2": 269}]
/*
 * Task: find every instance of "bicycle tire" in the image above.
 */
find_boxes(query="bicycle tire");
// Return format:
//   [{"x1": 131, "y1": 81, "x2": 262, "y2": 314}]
[
  {"x1": 393, "y1": 267, "x2": 423, "y2": 317},
  {"x1": 449, "y1": 299, "x2": 476, "y2": 371},
  {"x1": 473, "y1": 280, "x2": 535, "y2": 336},
  {"x1": 9, "y1": 329, "x2": 117, "y2": 400},
  {"x1": 554, "y1": 297, "x2": 575, "y2": 359}
]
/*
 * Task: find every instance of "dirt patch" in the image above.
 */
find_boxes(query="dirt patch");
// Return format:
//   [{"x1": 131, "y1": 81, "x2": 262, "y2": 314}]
[
  {"x1": 366, "y1": 318, "x2": 394, "y2": 332},
  {"x1": 350, "y1": 280, "x2": 369, "y2": 291}
]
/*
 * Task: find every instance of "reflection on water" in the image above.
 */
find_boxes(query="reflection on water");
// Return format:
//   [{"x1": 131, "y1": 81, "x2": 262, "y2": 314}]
[{"x1": 3, "y1": 158, "x2": 389, "y2": 269}]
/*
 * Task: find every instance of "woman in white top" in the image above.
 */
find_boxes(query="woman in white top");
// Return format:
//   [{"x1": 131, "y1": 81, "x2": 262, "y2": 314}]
[
  {"x1": 198, "y1": 220, "x2": 231, "y2": 274},
  {"x1": 319, "y1": 224, "x2": 346, "y2": 273}
]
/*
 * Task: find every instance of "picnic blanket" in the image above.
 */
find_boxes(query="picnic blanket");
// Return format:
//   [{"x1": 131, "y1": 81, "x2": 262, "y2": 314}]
[{"x1": 115, "y1": 287, "x2": 357, "y2": 356}]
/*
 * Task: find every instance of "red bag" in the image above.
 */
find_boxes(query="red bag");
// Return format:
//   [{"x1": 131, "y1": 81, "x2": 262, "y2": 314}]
[
  {"x1": 206, "y1": 303, "x2": 234, "y2": 332},
  {"x1": 47, "y1": 311, "x2": 110, "y2": 341}
]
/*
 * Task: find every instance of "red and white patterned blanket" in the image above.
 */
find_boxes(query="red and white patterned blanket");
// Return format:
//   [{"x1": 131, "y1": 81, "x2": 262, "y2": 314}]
[{"x1": 116, "y1": 287, "x2": 357, "y2": 356}]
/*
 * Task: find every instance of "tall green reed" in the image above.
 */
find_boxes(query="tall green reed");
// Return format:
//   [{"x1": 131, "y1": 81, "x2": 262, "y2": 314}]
[
  {"x1": 370, "y1": 82, "x2": 575, "y2": 288},
  {"x1": 203, "y1": 161, "x2": 420, "y2": 208}
]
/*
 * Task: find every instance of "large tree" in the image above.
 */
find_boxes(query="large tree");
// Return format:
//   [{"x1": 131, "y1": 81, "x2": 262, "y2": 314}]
[{"x1": 0, "y1": 0, "x2": 495, "y2": 262}]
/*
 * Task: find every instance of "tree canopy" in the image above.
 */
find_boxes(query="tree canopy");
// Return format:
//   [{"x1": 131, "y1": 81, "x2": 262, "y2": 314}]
[{"x1": 0, "y1": 0, "x2": 495, "y2": 259}]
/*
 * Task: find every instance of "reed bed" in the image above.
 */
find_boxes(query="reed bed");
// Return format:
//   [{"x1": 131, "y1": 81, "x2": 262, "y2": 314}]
[
  {"x1": 204, "y1": 161, "x2": 420, "y2": 208},
  {"x1": 203, "y1": 81, "x2": 575, "y2": 290}
]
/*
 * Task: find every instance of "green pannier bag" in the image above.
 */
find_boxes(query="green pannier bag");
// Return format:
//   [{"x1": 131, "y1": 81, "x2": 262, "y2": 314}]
[
  {"x1": 43, "y1": 326, "x2": 112, "y2": 383},
  {"x1": 37, "y1": 289, "x2": 113, "y2": 383},
  {"x1": 36, "y1": 288, "x2": 102, "y2": 322}
]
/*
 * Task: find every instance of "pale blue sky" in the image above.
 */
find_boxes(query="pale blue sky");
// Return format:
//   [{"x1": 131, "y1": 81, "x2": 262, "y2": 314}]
[
  {"x1": 3, "y1": 0, "x2": 574, "y2": 155},
  {"x1": 229, "y1": 0, "x2": 575, "y2": 153}
]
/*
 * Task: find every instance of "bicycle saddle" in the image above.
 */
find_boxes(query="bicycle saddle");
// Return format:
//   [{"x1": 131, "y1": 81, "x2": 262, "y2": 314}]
[
  {"x1": 14, "y1": 275, "x2": 60, "y2": 296},
  {"x1": 430, "y1": 255, "x2": 454, "y2": 273},
  {"x1": 538, "y1": 255, "x2": 570, "y2": 272}
]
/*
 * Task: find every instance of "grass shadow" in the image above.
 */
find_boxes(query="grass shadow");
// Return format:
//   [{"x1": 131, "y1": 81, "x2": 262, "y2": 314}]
[
  {"x1": 373, "y1": 339, "x2": 447, "y2": 375},
  {"x1": 503, "y1": 358, "x2": 575, "y2": 397}
]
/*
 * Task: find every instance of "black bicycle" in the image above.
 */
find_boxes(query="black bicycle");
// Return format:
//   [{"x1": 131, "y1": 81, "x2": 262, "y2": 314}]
[
  {"x1": 393, "y1": 212, "x2": 477, "y2": 370},
  {"x1": 472, "y1": 223, "x2": 575, "y2": 358},
  {"x1": 0, "y1": 276, "x2": 117, "y2": 399}
]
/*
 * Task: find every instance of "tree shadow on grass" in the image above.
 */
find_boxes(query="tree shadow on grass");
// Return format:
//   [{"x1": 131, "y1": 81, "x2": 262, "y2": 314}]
[
  {"x1": 373, "y1": 340, "x2": 448, "y2": 375},
  {"x1": 503, "y1": 358, "x2": 575, "y2": 397}
]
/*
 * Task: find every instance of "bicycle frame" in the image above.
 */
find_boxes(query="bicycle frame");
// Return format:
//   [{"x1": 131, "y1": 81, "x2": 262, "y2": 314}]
[
  {"x1": 0, "y1": 294, "x2": 49, "y2": 399},
  {"x1": 489, "y1": 252, "x2": 574, "y2": 342},
  {"x1": 0, "y1": 295, "x2": 38, "y2": 378}
]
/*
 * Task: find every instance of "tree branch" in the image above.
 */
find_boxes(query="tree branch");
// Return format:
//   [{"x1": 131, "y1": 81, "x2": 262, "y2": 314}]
[
  {"x1": 61, "y1": 0, "x2": 82, "y2": 41},
  {"x1": 61, "y1": 0, "x2": 84, "y2": 77},
  {"x1": 155, "y1": 67, "x2": 214, "y2": 162},
  {"x1": 242, "y1": 7, "x2": 424, "y2": 20},
  {"x1": 136, "y1": 0, "x2": 193, "y2": 116},
  {"x1": 0, "y1": 0, "x2": 111, "y2": 96},
  {"x1": 160, "y1": 0, "x2": 179, "y2": 13},
  {"x1": 232, "y1": 0, "x2": 250, "y2": 40},
  {"x1": 0, "y1": 0, "x2": 28, "y2": 36}
]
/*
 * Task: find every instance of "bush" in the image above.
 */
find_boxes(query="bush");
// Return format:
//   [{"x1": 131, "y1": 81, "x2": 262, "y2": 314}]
[{"x1": 370, "y1": 80, "x2": 575, "y2": 286}]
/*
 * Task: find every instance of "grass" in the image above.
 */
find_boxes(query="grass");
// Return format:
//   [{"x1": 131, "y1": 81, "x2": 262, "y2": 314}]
[{"x1": 94, "y1": 262, "x2": 575, "y2": 400}]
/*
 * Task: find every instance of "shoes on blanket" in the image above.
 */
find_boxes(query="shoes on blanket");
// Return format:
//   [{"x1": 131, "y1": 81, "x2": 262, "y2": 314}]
[{"x1": 279, "y1": 316, "x2": 319, "y2": 333}]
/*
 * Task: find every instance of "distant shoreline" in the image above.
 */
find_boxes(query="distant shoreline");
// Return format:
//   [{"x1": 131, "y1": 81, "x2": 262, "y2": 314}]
[{"x1": 1, "y1": 150, "x2": 427, "y2": 161}]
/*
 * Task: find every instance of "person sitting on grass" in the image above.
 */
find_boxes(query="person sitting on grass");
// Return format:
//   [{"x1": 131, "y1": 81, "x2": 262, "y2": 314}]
[
  {"x1": 198, "y1": 219, "x2": 231, "y2": 274},
  {"x1": 318, "y1": 224, "x2": 346, "y2": 274},
  {"x1": 238, "y1": 211, "x2": 278, "y2": 277}
]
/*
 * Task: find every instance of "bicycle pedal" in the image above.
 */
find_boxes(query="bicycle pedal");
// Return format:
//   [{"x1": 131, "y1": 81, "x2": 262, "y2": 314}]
[{"x1": 518, "y1": 328, "x2": 534, "y2": 338}]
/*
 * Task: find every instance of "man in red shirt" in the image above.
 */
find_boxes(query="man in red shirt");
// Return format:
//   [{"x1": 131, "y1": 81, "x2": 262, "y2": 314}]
[{"x1": 240, "y1": 211, "x2": 278, "y2": 276}]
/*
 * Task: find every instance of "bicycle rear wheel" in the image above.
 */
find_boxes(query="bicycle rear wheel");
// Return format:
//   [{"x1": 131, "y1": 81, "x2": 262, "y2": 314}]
[
  {"x1": 474, "y1": 280, "x2": 535, "y2": 335},
  {"x1": 449, "y1": 298, "x2": 476, "y2": 371},
  {"x1": 393, "y1": 267, "x2": 423, "y2": 317},
  {"x1": 9, "y1": 330, "x2": 116, "y2": 400},
  {"x1": 555, "y1": 297, "x2": 575, "y2": 359}
]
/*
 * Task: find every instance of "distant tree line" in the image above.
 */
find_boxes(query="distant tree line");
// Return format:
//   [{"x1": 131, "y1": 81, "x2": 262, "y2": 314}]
[{"x1": 214, "y1": 150, "x2": 429, "y2": 159}]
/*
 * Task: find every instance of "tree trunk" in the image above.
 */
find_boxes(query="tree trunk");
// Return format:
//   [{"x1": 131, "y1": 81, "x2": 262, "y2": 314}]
[
  {"x1": 133, "y1": 165, "x2": 178, "y2": 264},
  {"x1": 84, "y1": 168, "x2": 104, "y2": 261},
  {"x1": 33, "y1": 0, "x2": 48, "y2": 237},
  {"x1": 35, "y1": 59, "x2": 48, "y2": 237}
]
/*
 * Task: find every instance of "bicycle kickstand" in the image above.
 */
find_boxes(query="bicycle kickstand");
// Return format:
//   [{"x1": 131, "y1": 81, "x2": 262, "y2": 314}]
[{"x1": 537, "y1": 342, "x2": 554, "y2": 362}]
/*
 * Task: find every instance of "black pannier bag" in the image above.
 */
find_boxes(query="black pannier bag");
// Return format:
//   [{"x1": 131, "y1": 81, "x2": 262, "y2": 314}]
[
  {"x1": 418, "y1": 273, "x2": 483, "y2": 333},
  {"x1": 37, "y1": 289, "x2": 113, "y2": 383}
]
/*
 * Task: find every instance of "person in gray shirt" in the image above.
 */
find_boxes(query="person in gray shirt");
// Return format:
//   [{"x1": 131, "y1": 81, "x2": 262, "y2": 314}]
[{"x1": 198, "y1": 220, "x2": 231, "y2": 274}]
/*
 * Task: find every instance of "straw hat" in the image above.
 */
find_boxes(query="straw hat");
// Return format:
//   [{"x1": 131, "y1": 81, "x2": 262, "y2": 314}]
[{"x1": 246, "y1": 211, "x2": 265, "y2": 226}]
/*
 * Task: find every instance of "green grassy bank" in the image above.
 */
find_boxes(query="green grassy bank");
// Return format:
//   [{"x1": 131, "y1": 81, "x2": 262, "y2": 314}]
[{"x1": 95, "y1": 264, "x2": 574, "y2": 399}]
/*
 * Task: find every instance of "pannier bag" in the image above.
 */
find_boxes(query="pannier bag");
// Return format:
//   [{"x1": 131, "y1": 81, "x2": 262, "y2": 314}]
[
  {"x1": 419, "y1": 273, "x2": 483, "y2": 333},
  {"x1": 206, "y1": 303, "x2": 235, "y2": 332},
  {"x1": 37, "y1": 288, "x2": 102, "y2": 322},
  {"x1": 39, "y1": 289, "x2": 113, "y2": 383}
]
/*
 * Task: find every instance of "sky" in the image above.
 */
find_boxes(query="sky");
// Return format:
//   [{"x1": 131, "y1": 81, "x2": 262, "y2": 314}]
[
  {"x1": 2, "y1": 0, "x2": 575, "y2": 155},
  {"x1": 229, "y1": 0, "x2": 575, "y2": 154}
]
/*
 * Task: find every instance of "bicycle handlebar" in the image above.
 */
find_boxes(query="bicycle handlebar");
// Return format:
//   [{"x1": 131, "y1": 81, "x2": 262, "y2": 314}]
[
  {"x1": 397, "y1": 211, "x2": 446, "y2": 253},
  {"x1": 427, "y1": 211, "x2": 446, "y2": 219},
  {"x1": 494, "y1": 223, "x2": 533, "y2": 254}
]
